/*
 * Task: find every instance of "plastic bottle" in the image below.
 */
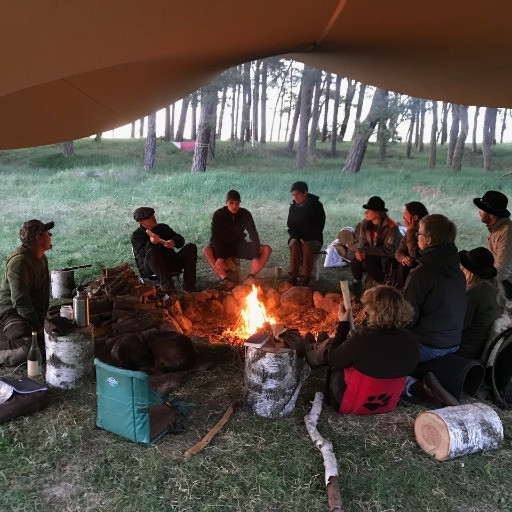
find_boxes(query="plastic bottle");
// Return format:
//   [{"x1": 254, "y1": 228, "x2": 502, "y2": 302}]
[
  {"x1": 73, "y1": 285, "x2": 90, "y2": 327},
  {"x1": 27, "y1": 331, "x2": 42, "y2": 377}
]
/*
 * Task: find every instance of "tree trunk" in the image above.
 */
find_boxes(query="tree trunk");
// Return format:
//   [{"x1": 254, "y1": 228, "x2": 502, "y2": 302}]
[
  {"x1": 130, "y1": 122, "x2": 135, "y2": 138},
  {"x1": 418, "y1": 100, "x2": 425, "y2": 151},
  {"x1": 139, "y1": 116, "x2": 145, "y2": 138},
  {"x1": 235, "y1": 75, "x2": 242, "y2": 140},
  {"x1": 285, "y1": 66, "x2": 295, "y2": 142},
  {"x1": 491, "y1": 109, "x2": 497, "y2": 145},
  {"x1": 143, "y1": 113, "x2": 157, "y2": 171},
  {"x1": 191, "y1": 86, "x2": 218, "y2": 172},
  {"x1": 406, "y1": 100, "x2": 418, "y2": 159},
  {"x1": 217, "y1": 86, "x2": 227, "y2": 139},
  {"x1": 190, "y1": 92, "x2": 198, "y2": 140},
  {"x1": 451, "y1": 105, "x2": 469, "y2": 172},
  {"x1": 164, "y1": 106, "x2": 171, "y2": 141},
  {"x1": 429, "y1": 100, "x2": 438, "y2": 169},
  {"x1": 230, "y1": 81, "x2": 237, "y2": 141},
  {"x1": 339, "y1": 79, "x2": 357, "y2": 141},
  {"x1": 260, "y1": 60, "x2": 268, "y2": 144},
  {"x1": 472, "y1": 106, "x2": 480, "y2": 153},
  {"x1": 175, "y1": 95, "x2": 191, "y2": 142},
  {"x1": 377, "y1": 91, "x2": 389, "y2": 162},
  {"x1": 447, "y1": 104, "x2": 461, "y2": 167},
  {"x1": 343, "y1": 88, "x2": 388, "y2": 174},
  {"x1": 321, "y1": 73, "x2": 331, "y2": 142},
  {"x1": 483, "y1": 107, "x2": 498, "y2": 172},
  {"x1": 240, "y1": 62, "x2": 252, "y2": 146},
  {"x1": 500, "y1": 109, "x2": 508, "y2": 143},
  {"x1": 286, "y1": 84, "x2": 302, "y2": 154},
  {"x1": 62, "y1": 140, "x2": 74, "y2": 157},
  {"x1": 329, "y1": 76, "x2": 342, "y2": 157},
  {"x1": 440, "y1": 102, "x2": 449, "y2": 145},
  {"x1": 296, "y1": 66, "x2": 316, "y2": 167},
  {"x1": 354, "y1": 83, "x2": 366, "y2": 123},
  {"x1": 94, "y1": 133, "x2": 102, "y2": 142},
  {"x1": 308, "y1": 68, "x2": 323, "y2": 160},
  {"x1": 252, "y1": 60, "x2": 261, "y2": 142}
]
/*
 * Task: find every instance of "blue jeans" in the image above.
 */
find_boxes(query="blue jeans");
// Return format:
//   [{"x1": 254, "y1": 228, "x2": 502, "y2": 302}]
[{"x1": 404, "y1": 344, "x2": 459, "y2": 395}]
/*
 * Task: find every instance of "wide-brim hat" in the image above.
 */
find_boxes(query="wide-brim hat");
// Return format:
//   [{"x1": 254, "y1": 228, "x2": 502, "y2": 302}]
[
  {"x1": 363, "y1": 196, "x2": 387, "y2": 212},
  {"x1": 473, "y1": 190, "x2": 510, "y2": 218},
  {"x1": 133, "y1": 207, "x2": 155, "y2": 222},
  {"x1": 459, "y1": 247, "x2": 497, "y2": 279}
]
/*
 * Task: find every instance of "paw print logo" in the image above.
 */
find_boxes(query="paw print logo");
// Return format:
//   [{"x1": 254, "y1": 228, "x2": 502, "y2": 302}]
[{"x1": 363, "y1": 393, "x2": 392, "y2": 411}]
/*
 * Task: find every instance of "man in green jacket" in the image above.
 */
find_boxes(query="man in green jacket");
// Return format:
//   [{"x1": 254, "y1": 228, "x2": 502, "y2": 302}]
[{"x1": 0, "y1": 219, "x2": 53, "y2": 366}]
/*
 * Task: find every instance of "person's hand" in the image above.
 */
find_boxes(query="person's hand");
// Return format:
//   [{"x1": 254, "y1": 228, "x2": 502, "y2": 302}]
[
  {"x1": 213, "y1": 258, "x2": 225, "y2": 275},
  {"x1": 338, "y1": 303, "x2": 351, "y2": 322},
  {"x1": 163, "y1": 240, "x2": 175, "y2": 249},
  {"x1": 355, "y1": 250, "x2": 366, "y2": 261},
  {"x1": 149, "y1": 235, "x2": 160, "y2": 244},
  {"x1": 404, "y1": 217, "x2": 414, "y2": 230},
  {"x1": 402, "y1": 256, "x2": 413, "y2": 266}
]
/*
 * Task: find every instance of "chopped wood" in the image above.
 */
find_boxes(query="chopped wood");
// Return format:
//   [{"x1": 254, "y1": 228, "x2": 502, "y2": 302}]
[
  {"x1": 111, "y1": 309, "x2": 140, "y2": 321},
  {"x1": 339, "y1": 281, "x2": 355, "y2": 332},
  {"x1": 184, "y1": 401, "x2": 238, "y2": 458},
  {"x1": 137, "y1": 285, "x2": 157, "y2": 298},
  {"x1": 93, "y1": 324, "x2": 114, "y2": 338},
  {"x1": 113, "y1": 300, "x2": 154, "y2": 311},
  {"x1": 112, "y1": 313, "x2": 159, "y2": 334},
  {"x1": 304, "y1": 392, "x2": 343, "y2": 512},
  {"x1": 101, "y1": 262, "x2": 132, "y2": 278},
  {"x1": 89, "y1": 299, "x2": 113, "y2": 314}
]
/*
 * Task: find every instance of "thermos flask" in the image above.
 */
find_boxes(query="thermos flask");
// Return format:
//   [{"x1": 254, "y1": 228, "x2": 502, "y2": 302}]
[{"x1": 73, "y1": 285, "x2": 90, "y2": 327}]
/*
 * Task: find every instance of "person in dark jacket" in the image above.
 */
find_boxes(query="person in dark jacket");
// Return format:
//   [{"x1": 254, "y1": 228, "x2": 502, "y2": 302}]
[
  {"x1": 131, "y1": 207, "x2": 197, "y2": 293},
  {"x1": 456, "y1": 247, "x2": 505, "y2": 360},
  {"x1": 203, "y1": 190, "x2": 272, "y2": 289},
  {"x1": 287, "y1": 181, "x2": 325, "y2": 286},
  {"x1": 0, "y1": 219, "x2": 53, "y2": 365},
  {"x1": 403, "y1": 214, "x2": 466, "y2": 358},
  {"x1": 349, "y1": 196, "x2": 401, "y2": 291}
]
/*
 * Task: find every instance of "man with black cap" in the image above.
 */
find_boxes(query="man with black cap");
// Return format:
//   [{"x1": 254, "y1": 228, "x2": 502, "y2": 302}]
[
  {"x1": 287, "y1": 181, "x2": 325, "y2": 286},
  {"x1": 0, "y1": 219, "x2": 53, "y2": 366},
  {"x1": 131, "y1": 207, "x2": 197, "y2": 293},
  {"x1": 474, "y1": 190, "x2": 512, "y2": 298},
  {"x1": 349, "y1": 196, "x2": 400, "y2": 291}
]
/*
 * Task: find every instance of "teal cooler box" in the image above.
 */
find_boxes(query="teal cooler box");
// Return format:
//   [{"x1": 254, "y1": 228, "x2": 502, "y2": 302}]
[{"x1": 94, "y1": 358, "x2": 176, "y2": 445}]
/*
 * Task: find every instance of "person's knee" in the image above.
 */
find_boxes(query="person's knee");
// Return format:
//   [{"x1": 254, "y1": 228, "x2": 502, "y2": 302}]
[
  {"x1": 261, "y1": 245, "x2": 272, "y2": 257},
  {"x1": 288, "y1": 239, "x2": 299, "y2": 248},
  {"x1": 202, "y1": 245, "x2": 213, "y2": 258}
]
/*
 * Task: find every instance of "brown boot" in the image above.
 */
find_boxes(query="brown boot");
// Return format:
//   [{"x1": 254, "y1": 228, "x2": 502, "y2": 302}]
[{"x1": 410, "y1": 372, "x2": 459, "y2": 407}]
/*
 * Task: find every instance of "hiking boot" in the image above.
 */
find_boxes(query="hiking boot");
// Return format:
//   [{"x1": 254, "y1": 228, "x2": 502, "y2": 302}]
[
  {"x1": 297, "y1": 276, "x2": 310, "y2": 287},
  {"x1": 217, "y1": 278, "x2": 234, "y2": 291},
  {"x1": 288, "y1": 274, "x2": 298, "y2": 286},
  {"x1": 411, "y1": 372, "x2": 459, "y2": 407}
]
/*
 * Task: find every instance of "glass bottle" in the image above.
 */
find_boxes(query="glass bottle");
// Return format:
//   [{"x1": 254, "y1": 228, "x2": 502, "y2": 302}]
[{"x1": 27, "y1": 331, "x2": 42, "y2": 377}]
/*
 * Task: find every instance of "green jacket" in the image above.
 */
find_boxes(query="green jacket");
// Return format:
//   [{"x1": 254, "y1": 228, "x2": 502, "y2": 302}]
[{"x1": 0, "y1": 246, "x2": 50, "y2": 329}]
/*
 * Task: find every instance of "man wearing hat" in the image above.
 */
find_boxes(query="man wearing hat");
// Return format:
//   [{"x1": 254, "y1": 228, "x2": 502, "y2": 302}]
[
  {"x1": 0, "y1": 219, "x2": 53, "y2": 365},
  {"x1": 474, "y1": 190, "x2": 512, "y2": 298},
  {"x1": 349, "y1": 196, "x2": 401, "y2": 291},
  {"x1": 131, "y1": 207, "x2": 197, "y2": 293}
]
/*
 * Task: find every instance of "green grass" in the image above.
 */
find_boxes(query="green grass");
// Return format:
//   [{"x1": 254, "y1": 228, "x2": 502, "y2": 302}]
[{"x1": 0, "y1": 139, "x2": 511, "y2": 511}]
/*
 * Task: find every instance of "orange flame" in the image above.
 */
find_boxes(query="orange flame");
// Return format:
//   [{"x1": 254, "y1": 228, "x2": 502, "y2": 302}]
[{"x1": 225, "y1": 285, "x2": 275, "y2": 340}]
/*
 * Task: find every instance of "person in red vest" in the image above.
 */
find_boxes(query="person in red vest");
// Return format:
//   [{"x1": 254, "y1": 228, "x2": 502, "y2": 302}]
[{"x1": 349, "y1": 196, "x2": 401, "y2": 294}]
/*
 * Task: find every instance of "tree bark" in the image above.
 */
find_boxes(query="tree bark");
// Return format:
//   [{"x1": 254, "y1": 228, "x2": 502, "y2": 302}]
[
  {"x1": 217, "y1": 86, "x2": 227, "y2": 139},
  {"x1": 500, "y1": 108, "x2": 508, "y2": 143},
  {"x1": 321, "y1": 73, "x2": 331, "y2": 142},
  {"x1": 451, "y1": 105, "x2": 469, "y2": 172},
  {"x1": 143, "y1": 113, "x2": 157, "y2": 171},
  {"x1": 230, "y1": 80, "x2": 237, "y2": 141},
  {"x1": 191, "y1": 86, "x2": 218, "y2": 172},
  {"x1": 343, "y1": 88, "x2": 388, "y2": 174},
  {"x1": 130, "y1": 122, "x2": 135, "y2": 138},
  {"x1": 406, "y1": 99, "x2": 418, "y2": 159},
  {"x1": 483, "y1": 107, "x2": 498, "y2": 172},
  {"x1": 175, "y1": 95, "x2": 191, "y2": 142},
  {"x1": 164, "y1": 106, "x2": 171, "y2": 141},
  {"x1": 377, "y1": 91, "x2": 389, "y2": 162},
  {"x1": 234, "y1": 72, "x2": 242, "y2": 140},
  {"x1": 62, "y1": 140, "x2": 74, "y2": 157},
  {"x1": 447, "y1": 104, "x2": 461, "y2": 167},
  {"x1": 354, "y1": 83, "x2": 366, "y2": 124},
  {"x1": 296, "y1": 66, "x2": 316, "y2": 167},
  {"x1": 418, "y1": 100, "x2": 426, "y2": 151},
  {"x1": 338, "y1": 79, "x2": 356, "y2": 142},
  {"x1": 440, "y1": 102, "x2": 449, "y2": 145},
  {"x1": 260, "y1": 60, "x2": 268, "y2": 144},
  {"x1": 139, "y1": 116, "x2": 145, "y2": 138},
  {"x1": 329, "y1": 76, "x2": 342, "y2": 157},
  {"x1": 252, "y1": 60, "x2": 261, "y2": 142},
  {"x1": 94, "y1": 133, "x2": 102, "y2": 142},
  {"x1": 472, "y1": 106, "x2": 480, "y2": 153},
  {"x1": 190, "y1": 92, "x2": 198, "y2": 140},
  {"x1": 308, "y1": 68, "x2": 323, "y2": 160},
  {"x1": 240, "y1": 62, "x2": 252, "y2": 146},
  {"x1": 429, "y1": 100, "x2": 438, "y2": 169},
  {"x1": 286, "y1": 84, "x2": 302, "y2": 154},
  {"x1": 285, "y1": 66, "x2": 295, "y2": 142}
]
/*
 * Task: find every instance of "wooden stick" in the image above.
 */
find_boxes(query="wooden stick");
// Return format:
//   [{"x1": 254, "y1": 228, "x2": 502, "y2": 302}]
[
  {"x1": 58, "y1": 264, "x2": 93, "y2": 272},
  {"x1": 146, "y1": 229, "x2": 170, "y2": 245},
  {"x1": 304, "y1": 392, "x2": 343, "y2": 512},
  {"x1": 339, "y1": 280, "x2": 355, "y2": 332},
  {"x1": 184, "y1": 401, "x2": 238, "y2": 458}
]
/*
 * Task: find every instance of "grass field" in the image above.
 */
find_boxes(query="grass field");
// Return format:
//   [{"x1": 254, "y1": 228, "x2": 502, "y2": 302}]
[{"x1": 0, "y1": 139, "x2": 511, "y2": 511}]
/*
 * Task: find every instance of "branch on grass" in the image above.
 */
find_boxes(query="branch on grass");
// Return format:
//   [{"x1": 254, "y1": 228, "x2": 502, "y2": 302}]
[{"x1": 304, "y1": 392, "x2": 343, "y2": 512}]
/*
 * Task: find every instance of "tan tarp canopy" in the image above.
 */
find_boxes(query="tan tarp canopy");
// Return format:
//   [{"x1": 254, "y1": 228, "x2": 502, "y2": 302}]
[{"x1": 1, "y1": 0, "x2": 512, "y2": 149}]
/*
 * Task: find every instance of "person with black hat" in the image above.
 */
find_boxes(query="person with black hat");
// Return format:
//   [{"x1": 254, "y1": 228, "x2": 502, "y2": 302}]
[
  {"x1": 473, "y1": 190, "x2": 512, "y2": 298},
  {"x1": 287, "y1": 181, "x2": 325, "y2": 286},
  {"x1": 0, "y1": 219, "x2": 54, "y2": 366},
  {"x1": 349, "y1": 196, "x2": 401, "y2": 292},
  {"x1": 456, "y1": 247, "x2": 505, "y2": 360},
  {"x1": 131, "y1": 207, "x2": 197, "y2": 293}
]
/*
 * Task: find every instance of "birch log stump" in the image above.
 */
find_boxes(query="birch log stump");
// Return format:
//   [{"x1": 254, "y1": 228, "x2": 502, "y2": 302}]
[
  {"x1": 244, "y1": 344, "x2": 310, "y2": 418},
  {"x1": 45, "y1": 325, "x2": 95, "y2": 389},
  {"x1": 414, "y1": 403, "x2": 503, "y2": 461}
]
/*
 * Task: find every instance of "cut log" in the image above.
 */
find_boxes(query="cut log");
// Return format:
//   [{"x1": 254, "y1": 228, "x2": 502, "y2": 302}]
[
  {"x1": 113, "y1": 300, "x2": 154, "y2": 311},
  {"x1": 51, "y1": 269, "x2": 76, "y2": 299},
  {"x1": 112, "y1": 313, "x2": 159, "y2": 334},
  {"x1": 45, "y1": 325, "x2": 95, "y2": 389},
  {"x1": 112, "y1": 309, "x2": 140, "y2": 321},
  {"x1": 244, "y1": 341, "x2": 311, "y2": 418},
  {"x1": 101, "y1": 262, "x2": 131, "y2": 278},
  {"x1": 414, "y1": 403, "x2": 503, "y2": 461},
  {"x1": 89, "y1": 299, "x2": 114, "y2": 314}
]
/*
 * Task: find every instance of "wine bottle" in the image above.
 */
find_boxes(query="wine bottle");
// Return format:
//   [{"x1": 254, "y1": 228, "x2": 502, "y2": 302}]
[{"x1": 27, "y1": 331, "x2": 42, "y2": 377}]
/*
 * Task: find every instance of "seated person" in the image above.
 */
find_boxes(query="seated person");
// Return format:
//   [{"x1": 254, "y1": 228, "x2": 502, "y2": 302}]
[
  {"x1": 0, "y1": 219, "x2": 54, "y2": 365},
  {"x1": 305, "y1": 286, "x2": 419, "y2": 413},
  {"x1": 350, "y1": 196, "x2": 401, "y2": 292},
  {"x1": 392, "y1": 201, "x2": 429, "y2": 288},
  {"x1": 203, "y1": 190, "x2": 272, "y2": 289},
  {"x1": 456, "y1": 247, "x2": 505, "y2": 360},
  {"x1": 287, "y1": 181, "x2": 326, "y2": 286},
  {"x1": 131, "y1": 207, "x2": 197, "y2": 293},
  {"x1": 324, "y1": 227, "x2": 356, "y2": 268}
]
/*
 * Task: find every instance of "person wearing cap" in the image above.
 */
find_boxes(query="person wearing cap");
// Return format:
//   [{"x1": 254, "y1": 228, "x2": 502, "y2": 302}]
[
  {"x1": 456, "y1": 247, "x2": 505, "y2": 360},
  {"x1": 287, "y1": 181, "x2": 325, "y2": 286},
  {"x1": 0, "y1": 219, "x2": 53, "y2": 366},
  {"x1": 473, "y1": 190, "x2": 512, "y2": 299},
  {"x1": 131, "y1": 207, "x2": 197, "y2": 293},
  {"x1": 203, "y1": 190, "x2": 272, "y2": 289},
  {"x1": 349, "y1": 196, "x2": 401, "y2": 291}
]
